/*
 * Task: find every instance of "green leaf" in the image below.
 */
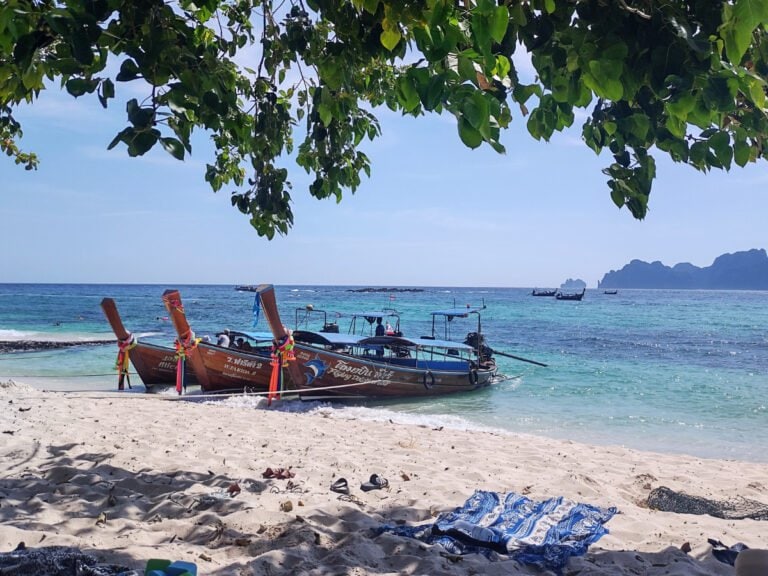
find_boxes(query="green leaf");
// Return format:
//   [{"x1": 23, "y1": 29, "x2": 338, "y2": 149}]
[
  {"x1": 380, "y1": 27, "x2": 401, "y2": 51},
  {"x1": 721, "y1": 0, "x2": 768, "y2": 64},
  {"x1": 107, "y1": 128, "x2": 132, "y2": 151},
  {"x1": 458, "y1": 117, "x2": 483, "y2": 148},
  {"x1": 126, "y1": 99, "x2": 154, "y2": 128},
  {"x1": 70, "y1": 27, "x2": 94, "y2": 65},
  {"x1": 489, "y1": 6, "x2": 509, "y2": 43},
  {"x1": 610, "y1": 187, "x2": 625, "y2": 208},
  {"x1": 747, "y1": 77, "x2": 766, "y2": 109},
  {"x1": 666, "y1": 93, "x2": 696, "y2": 120},
  {"x1": 98, "y1": 78, "x2": 114, "y2": 109},
  {"x1": 317, "y1": 103, "x2": 332, "y2": 126},
  {"x1": 509, "y1": 3, "x2": 527, "y2": 25},
  {"x1": 423, "y1": 75, "x2": 445, "y2": 111},
  {"x1": 689, "y1": 141, "x2": 708, "y2": 168},
  {"x1": 493, "y1": 55, "x2": 510, "y2": 79},
  {"x1": 551, "y1": 75, "x2": 569, "y2": 103},
  {"x1": 708, "y1": 131, "x2": 732, "y2": 168},
  {"x1": 471, "y1": 14, "x2": 491, "y2": 54},
  {"x1": 734, "y1": 138, "x2": 751, "y2": 167},
  {"x1": 457, "y1": 56, "x2": 477, "y2": 82},
  {"x1": 116, "y1": 59, "x2": 140, "y2": 82},
  {"x1": 127, "y1": 129, "x2": 160, "y2": 157},
  {"x1": 463, "y1": 93, "x2": 489, "y2": 131},
  {"x1": 586, "y1": 61, "x2": 624, "y2": 101},
  {"x1": 65, "y1": 78, "x2": 98, "y2": 97},
  {"x1": 544, "y1": 0, "x2": 556, "y2": 14},
  {"x1": 160, "y1": 137, "x2": 185, "y2": 160},
  {"x1": 630, "y1": 115, "x2": 650, "y2": 141},
  {"x1": 512, "y1": 83, "x2": 540, "y2": 105},
  {"x1": 396, "y1": 76, "x2": 420, "y2": 112}
]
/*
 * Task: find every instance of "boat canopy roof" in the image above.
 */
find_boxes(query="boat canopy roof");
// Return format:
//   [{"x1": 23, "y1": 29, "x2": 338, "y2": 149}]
[
  {"x1": 293, "y1": 330, "x2": 365, "y2": 347},
  {"x1": 292, "y1": 331, "x2": 473, "y2": 351},
  {"x1": 359, "y1": 335, "x2": 474, "y2": 350},
  {"x1": 340, "y1": 310, "x2": 400, "y2": 320},
  {"x1": 229, "y1": 330, "x2": 274, "y2": 343},
  {"x1": 430, "y1": 307, "x2": 483, "y2": 319}
]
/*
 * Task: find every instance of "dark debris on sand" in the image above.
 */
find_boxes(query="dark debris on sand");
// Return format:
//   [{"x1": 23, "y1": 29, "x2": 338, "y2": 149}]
[{"x1": 0, "y1": 545, "x2": 139, "y2": 576}]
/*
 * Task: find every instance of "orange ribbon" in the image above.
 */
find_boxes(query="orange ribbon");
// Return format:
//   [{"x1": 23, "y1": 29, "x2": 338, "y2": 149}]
[{"x1": 268, "y1": 333, "x2": 296, "y2": 406}]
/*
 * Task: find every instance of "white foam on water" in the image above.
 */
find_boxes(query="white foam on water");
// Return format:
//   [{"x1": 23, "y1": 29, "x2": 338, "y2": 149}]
[{"x1": 205, "y1": 393, "x2": 516, "y2": 437}]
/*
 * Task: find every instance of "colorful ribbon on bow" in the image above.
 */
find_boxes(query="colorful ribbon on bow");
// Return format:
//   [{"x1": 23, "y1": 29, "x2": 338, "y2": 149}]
[
  {"x1": 115, "y1": 333, "x2": 137, "y2": 390},
  {"x1": 268, "y1": 331, "x2": 296, "y2": 406},
  {"x1": 174, "y1": 332, "x2": 200, "y2": 395}
]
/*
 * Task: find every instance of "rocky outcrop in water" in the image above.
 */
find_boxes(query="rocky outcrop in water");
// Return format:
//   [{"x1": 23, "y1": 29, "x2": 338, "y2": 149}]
[
  {"x1": 0, "y1": 340, "x2": 113, "y2": 354},
  {"x1": 599, "y1": 249, "x2": 768, "y2": 289}
]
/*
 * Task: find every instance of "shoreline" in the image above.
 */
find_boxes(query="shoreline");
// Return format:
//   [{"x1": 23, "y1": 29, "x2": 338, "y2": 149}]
[
  {"x1": 7, "y1": 373, "x2": 768, "y2": 465},
  {"x1": 1, "y1": 382, "x2": 766, "y2": 575}
]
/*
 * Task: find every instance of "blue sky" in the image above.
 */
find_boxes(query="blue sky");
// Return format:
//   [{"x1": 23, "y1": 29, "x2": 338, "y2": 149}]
[{"x1": 2, "y1": 82, "x2": 767, "y2": 287}]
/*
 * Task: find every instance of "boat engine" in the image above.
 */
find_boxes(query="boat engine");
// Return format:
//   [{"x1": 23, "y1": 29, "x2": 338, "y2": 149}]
[{"x1": 464, "y1": 332, "x2": 493, "y2": 362}]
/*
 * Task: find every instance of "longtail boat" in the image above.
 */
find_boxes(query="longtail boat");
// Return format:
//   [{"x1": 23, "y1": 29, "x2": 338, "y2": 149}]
[
  {"x1": 100, "y1": 298, "x2": 197, "y2": 391},
  {"x1": 254, "y1": 284, "x2": 500, "y2": 401},
  {"x1": 556, "y1": 288, "x2": 586, "y2": 301},
  {"x1": 161, "y1": 290, "x2": 274, "y2": 395}
]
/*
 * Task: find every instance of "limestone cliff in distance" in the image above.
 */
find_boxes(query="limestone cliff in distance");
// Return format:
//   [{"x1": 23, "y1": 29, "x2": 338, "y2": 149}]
[{"x1": 599, "y1": 249, "x2": 768, "y2": 289}]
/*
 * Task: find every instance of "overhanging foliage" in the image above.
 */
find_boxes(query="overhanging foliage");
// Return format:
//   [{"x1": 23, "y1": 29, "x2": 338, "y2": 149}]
[{"x1": 1, "y1": 0, "x2": 767, "y2": 237}]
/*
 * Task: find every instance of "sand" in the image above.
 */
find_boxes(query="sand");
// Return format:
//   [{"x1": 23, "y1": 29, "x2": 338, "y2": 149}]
[{"x1": 1, "y1": 380, "x2": 766, "y2": 575}]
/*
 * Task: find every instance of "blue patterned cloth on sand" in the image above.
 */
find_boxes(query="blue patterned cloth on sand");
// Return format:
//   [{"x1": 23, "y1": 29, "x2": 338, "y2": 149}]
[{"x1": 380, "y1": 490, "x2": 617, "y2": 571}]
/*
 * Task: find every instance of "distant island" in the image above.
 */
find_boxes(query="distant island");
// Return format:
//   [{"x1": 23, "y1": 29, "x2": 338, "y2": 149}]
[
  {"x1": 599, "y1": 249, "x2": 768, "y2": 289},
  {"x1": 560, "y1": 278, "x2": 586, "y2": 290}
]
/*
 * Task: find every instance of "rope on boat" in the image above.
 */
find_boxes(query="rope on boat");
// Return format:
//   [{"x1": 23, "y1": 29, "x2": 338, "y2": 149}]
[{"x1": 0, "y1": 373, "x2": 133, "y2": 378}]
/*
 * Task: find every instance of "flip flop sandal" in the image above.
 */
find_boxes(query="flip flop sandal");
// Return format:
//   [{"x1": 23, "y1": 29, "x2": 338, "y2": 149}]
[
  {"x1": 330, "y1": 477, "x2": 350, "y2": 495},
  {"x1": 708, "y1": 539, "x2": 749, "y2": 566},
  {"x1": 360, "y1": 474, "x2": 389, "y2": 492}
]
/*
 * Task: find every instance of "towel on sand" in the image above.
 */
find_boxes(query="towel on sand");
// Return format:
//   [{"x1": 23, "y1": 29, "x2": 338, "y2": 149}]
[{"x1": 381, "y1": 490, "x2": 617, "y2": 571}]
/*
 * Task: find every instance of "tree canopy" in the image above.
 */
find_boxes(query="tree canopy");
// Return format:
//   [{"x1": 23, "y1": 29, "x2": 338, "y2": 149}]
[{"x1": 1, "y1": 0, "x2": 767, "y2": 237}]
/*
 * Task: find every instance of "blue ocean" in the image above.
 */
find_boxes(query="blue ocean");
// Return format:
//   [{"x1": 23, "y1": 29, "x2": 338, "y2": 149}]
[{"x1": 1, "y1": 283, "x2": 766, "y2": 463}]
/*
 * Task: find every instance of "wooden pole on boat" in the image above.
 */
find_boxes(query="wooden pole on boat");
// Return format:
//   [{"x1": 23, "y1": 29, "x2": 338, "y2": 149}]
[
  {"x1": 490, "y1": 349, "x2": 548, "y2": 367},
  {"x1": 100, "y1": 298, "x2": 133, "y2": 390},
  {"x1": 161, "y1": 289, "x2": 194, "y2": 395},
  {"x1": 255, "y1": 284, "x2": 305, "y2": 388}
]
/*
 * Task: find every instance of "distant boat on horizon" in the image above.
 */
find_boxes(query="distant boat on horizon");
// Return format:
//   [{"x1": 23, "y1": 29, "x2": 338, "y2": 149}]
[{"x1": 556, "y1": 288, "x2": 586, "y2": 301}]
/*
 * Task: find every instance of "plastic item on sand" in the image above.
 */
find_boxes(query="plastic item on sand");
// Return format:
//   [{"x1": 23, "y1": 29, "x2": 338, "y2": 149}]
[
  {"x1": 145, "y1": 558, "x2": 198, "y2": 576},
  {"x1": 330, "y1": 477, "x2": 350, "y2": 494},
  {"x1": 360, "y1": 473, "x2": 389, "y2": 491}
]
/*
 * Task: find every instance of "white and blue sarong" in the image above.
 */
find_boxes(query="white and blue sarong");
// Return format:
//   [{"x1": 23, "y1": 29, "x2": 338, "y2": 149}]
[{"x1": 380, "y1": 490, "x2": 617, "y2": 571}]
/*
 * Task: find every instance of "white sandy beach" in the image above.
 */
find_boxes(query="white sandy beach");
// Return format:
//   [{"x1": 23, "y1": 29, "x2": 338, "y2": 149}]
[{"x1": 1, "y1": 380, "x2": 766, "y2": 575}]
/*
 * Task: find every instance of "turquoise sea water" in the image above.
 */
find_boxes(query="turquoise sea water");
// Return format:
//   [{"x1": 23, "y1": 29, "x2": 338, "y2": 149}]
[{"x1": 1, "y1": 283, "x2": 766, "y2": 463}]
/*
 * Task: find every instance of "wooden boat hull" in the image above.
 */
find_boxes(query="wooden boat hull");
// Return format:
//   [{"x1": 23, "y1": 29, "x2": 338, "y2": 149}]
[
  {"x1": 162, "y1": 286, "x2": 498, "y2": 400},
  {"x1": 187, "y1": 341, "x2": 272, "y2": 394},
  {"x1": 127, "y1": 341, "x2": 197, "y2": 389},
  {"x1": 286, "y1": 344, "x2": 496, "y2": 400},
  {"x1": 162, "y1": 289, "x2": 273, "y2": 394},
  {"x1": 100, "y1": 297, "x2": 196, "y2": 391},
  {"x1": 251, "y1": 283, "x2": 498, "y2": 401}
]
